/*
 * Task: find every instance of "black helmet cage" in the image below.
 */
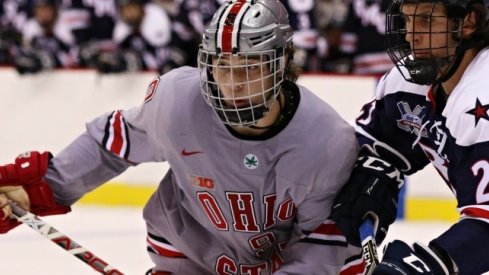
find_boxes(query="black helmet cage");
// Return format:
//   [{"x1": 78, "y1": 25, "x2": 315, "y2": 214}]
[
  {"x1": 198, "y1": 0, "x2": 294, "y2": 127},
  {"x1": 386, "y1": 0, "x2": 489, "y2": 85}
]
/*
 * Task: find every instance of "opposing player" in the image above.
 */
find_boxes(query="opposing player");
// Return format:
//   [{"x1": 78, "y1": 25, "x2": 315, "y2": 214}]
[
  {"x1": 331, "y1": 0, "x2": 489, "y2": 274},
  {"x1": 0, "y1": 0, "x2": 364, "y2": 273}
]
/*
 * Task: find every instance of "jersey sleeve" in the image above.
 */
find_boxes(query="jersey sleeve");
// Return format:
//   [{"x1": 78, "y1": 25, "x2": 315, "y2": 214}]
[
  {"x1": 275, "y1": 231, "x2": 363, "y2": 274},
  {"x1": 354, "y1": 71, "x2": 430, "y2": 174},
  {"x1": 45, "y1": 76, "x2": 167, "y2": 205},
  {"x1": 276, "y1": 117, "x2": 362, "y2": 274}
]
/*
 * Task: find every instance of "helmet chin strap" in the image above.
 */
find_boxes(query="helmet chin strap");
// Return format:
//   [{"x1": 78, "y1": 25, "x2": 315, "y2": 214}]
[{"x1": 248, "y1": 90, "x2": 284, "y2": 130}]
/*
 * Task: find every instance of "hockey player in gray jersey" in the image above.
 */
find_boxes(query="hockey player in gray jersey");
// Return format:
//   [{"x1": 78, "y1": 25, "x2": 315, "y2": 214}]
[{"x1": 0, "y1": 0, "x2": 363, "y2": 274}]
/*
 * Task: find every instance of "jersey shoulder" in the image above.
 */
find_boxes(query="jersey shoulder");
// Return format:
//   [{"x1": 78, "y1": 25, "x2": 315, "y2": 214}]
[
  {"x1": 444, "y1": 48, "x2": 489, "y2": 146},
  {"x1": 136, "y1": 66, "x2": 201, "y2": 122},
  {"x1": 149, "y1": 66, "x2": 200, "y2": 102},
  {"x1": 285, "y1": 85, "x2": 358, "y2": 189},
  {"x1": 377, "y1": 67, "x2": 431, "y2": 100}
]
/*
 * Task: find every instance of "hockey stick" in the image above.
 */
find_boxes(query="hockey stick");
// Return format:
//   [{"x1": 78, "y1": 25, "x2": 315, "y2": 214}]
[
  {"x1": 8, "y1": 201, "x2": 124, "y2": 275},
  {"x1": 359, "y1": 219, "x2": 379, "y2": 275}
]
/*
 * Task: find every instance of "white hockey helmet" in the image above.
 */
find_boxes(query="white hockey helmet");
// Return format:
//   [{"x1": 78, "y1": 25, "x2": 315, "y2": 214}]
[{"x1": 198, "y1": 0, "x2": 294, "y2": 127}]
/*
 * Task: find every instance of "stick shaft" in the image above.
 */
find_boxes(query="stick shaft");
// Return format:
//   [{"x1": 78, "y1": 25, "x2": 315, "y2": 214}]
[
  {"x1": 359, "y1": 219, "x2": 379, "y2": 275},
  {"x1": 9, "y1": 201, "x2": 124, "y2": 275}
]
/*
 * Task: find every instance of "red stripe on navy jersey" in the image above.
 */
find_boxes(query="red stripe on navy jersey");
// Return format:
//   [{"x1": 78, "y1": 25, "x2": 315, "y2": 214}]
[
  {"x1": 461, "y1": 207, "x2": 489, "y2": 219},
  {"x1": 147, "y1": 237, "x2": 187, "y2": 258},
  {"x1": 110, "y1": 111, "x2": 124, "y2": 155},
  {"x1": 427, "y1": 86, "x2": 436, "y2": 110},
  {"x1": 221, "y1": 1, "x2": 246, "y2": 53}
]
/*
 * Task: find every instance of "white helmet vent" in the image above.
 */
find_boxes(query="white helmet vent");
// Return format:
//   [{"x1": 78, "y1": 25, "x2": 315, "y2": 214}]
[{"x1": 249, "y1": 31, "x2": 274, "y2": 46}]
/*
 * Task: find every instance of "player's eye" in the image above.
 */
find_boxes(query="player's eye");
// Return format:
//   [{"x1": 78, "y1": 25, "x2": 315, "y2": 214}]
[
  {"x1": 217, "y1": 64, "x2": 231, "y2": 71},
  {"x1": 247, "y1": 64, "x2": 259, "y2": 70},
  {"x1": 415, "y1": 13, "x2": 432, "y2": 24}
]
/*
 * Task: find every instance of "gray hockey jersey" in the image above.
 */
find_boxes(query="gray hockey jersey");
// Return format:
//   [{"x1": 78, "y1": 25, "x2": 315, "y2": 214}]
[{"x1": 45, "y1": 67, "x2": 362, "y2": 274}]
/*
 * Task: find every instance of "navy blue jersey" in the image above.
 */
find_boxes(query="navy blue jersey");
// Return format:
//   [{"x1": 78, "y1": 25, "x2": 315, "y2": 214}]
[
  {"x1": 281, "y1": 0, "x2": 317, "y2": 52},
  {"x1": 1, "y1": 0, "x2": 30, "y2": 31},
  {"x1": 61, "y1": 0, "x2": 117, "y2": 43},
  {"x1": 112, "y1": 3, "x2": 171, "y2": 70},
  {"x1": 356, "y1": 47, "x2": 489, "y2": 274},
  {"x1": 340, "y1": 0, "x2": 393, "y2": 74}
]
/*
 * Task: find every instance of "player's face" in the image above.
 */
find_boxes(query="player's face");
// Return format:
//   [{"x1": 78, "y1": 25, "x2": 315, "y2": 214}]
[
  {"x1": 211, "y1": 54, "x2": 274, "y2": 108},
  {"x1": 401, "y1": 3, "x2": 458, "y2": 62},
  {"x1": 34, "y1": 5, "x2": 57, "y2": 28},
  {"x1": 120, "y1": 4, "x2": 144, "y2": 26}
]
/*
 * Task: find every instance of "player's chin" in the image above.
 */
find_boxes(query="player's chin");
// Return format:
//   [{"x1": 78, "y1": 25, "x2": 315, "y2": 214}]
[{"x1": 412, "y1": 52, "x2": 431, "y2": 59}]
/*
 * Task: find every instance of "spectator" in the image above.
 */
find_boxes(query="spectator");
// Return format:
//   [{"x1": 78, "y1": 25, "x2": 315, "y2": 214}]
[
  {"x1": 13, "y1": 0, "x2": 78, "y2": 74},
  {"x1": 282, "y1": 0, "x2": 320, "y2": 72},
  {"x1": 60, "y1": 0, "x2": 119, "y2": 68},
  {"x1": 339, "y1": 0, "x2": 393, "y2": 75},
  {"x1": 95, "y1": 0, "x2": 172, "y2": 73},
  {"x1": 0, "y1": 0, "x2": 31, "y2": 65},
  {"x1": 317, "y1": 21, "x2": 352, "y2": 73},
  {"x1": 158, "y1": 0, "x2": 223, "y2": 75}
]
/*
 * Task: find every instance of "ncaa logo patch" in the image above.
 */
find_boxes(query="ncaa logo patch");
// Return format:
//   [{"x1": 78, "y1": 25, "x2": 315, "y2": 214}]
[
  {"x1": 396, "y1": 101, "x2": 428, "y2": 138},
  {"x1": 243, "y1": 154, "x2": 259, "y2": 170}
]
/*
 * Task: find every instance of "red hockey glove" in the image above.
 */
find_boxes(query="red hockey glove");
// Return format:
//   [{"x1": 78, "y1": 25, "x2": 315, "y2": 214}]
[{"x1": 0, "y1": 151, "x2": 71, "y2": 233}]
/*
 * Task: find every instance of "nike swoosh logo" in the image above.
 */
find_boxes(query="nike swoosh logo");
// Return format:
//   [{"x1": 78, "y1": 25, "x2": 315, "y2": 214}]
[{"x1": 181, "y1": 149, "x2": 203, "y2": 156}]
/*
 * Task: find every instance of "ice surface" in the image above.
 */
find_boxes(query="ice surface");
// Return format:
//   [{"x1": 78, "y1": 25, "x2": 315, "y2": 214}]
[{"x1": 0, "y1": 206, "x2": 458, "y2": 274}]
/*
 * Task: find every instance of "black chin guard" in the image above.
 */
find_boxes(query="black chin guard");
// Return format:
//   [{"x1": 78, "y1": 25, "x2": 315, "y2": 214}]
[{"x1": 404, "y1": 59, "x2": 439, "y2": 86}]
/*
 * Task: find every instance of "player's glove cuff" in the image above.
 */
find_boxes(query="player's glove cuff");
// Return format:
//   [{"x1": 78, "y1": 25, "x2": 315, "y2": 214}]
[
  {"x1": 331, "y1": 155, "x2": 403, "y2": 246},
  {"x1": 0, "y1": 152, "x2": 51, "y2": 186},
  {"x1": 373, "y1": 240, "x2": 452, "y2": 275}
]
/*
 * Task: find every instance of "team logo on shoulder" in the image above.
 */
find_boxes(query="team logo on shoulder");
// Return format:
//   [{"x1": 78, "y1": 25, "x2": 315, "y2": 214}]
[
  {"x1": 144, "y1": 77, "x2": 160, "y2": 104},
  {"x1": 465, "y1": 98, "x2": 489, "y2": 126},
  {"x1": 243, "y1": 154, "x2": 259, "y2": 170},
  {"x1": 396, "y1": 101, "x2": 428, "y2": 138}
]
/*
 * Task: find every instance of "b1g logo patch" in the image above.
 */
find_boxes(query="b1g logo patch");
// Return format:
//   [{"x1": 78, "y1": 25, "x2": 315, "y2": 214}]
[
  {"x1": 188, "y1": 174, "x2": 215, "y2": 189},
  {"x1": 243, "y1": 154, "x2": 259, "y2": 169},
  {"x1": 144, "y1": 77, "x2": 160, "y2": 104}
]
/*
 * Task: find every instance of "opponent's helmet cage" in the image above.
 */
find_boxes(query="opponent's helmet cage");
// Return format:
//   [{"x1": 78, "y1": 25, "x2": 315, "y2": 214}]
[
  {"x1": 386, "y1": 0, "x2": 489, "y2": 85},
  {"x1": 198, "y1": 0, "x2": 294, "y2": 127}
]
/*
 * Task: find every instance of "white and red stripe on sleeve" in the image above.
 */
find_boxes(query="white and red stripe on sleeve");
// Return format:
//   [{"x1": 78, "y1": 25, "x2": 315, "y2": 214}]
[
  {"x1": 300, "y1": 220, "x2": 348, "y2": 247},
  {"x1": 102, "y1": 110, "x2": 130, "y2": 159},
  {"x1": 147, "y1": 233, "x2": 186, "y2": 258}
]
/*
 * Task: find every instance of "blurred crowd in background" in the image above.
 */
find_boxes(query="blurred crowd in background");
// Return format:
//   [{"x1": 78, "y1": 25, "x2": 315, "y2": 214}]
[{"x1": 0, "y1": 0, "x2": 393, "y2": 75}]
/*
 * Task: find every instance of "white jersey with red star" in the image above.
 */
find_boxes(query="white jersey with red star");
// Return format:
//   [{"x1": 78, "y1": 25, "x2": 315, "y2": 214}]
[
  {"x1": 355, "y1": 47, "x2": 489, "y2": 274},
  {"x1": 45, "y1": 66, "x2": 363, "y2": 274}
]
